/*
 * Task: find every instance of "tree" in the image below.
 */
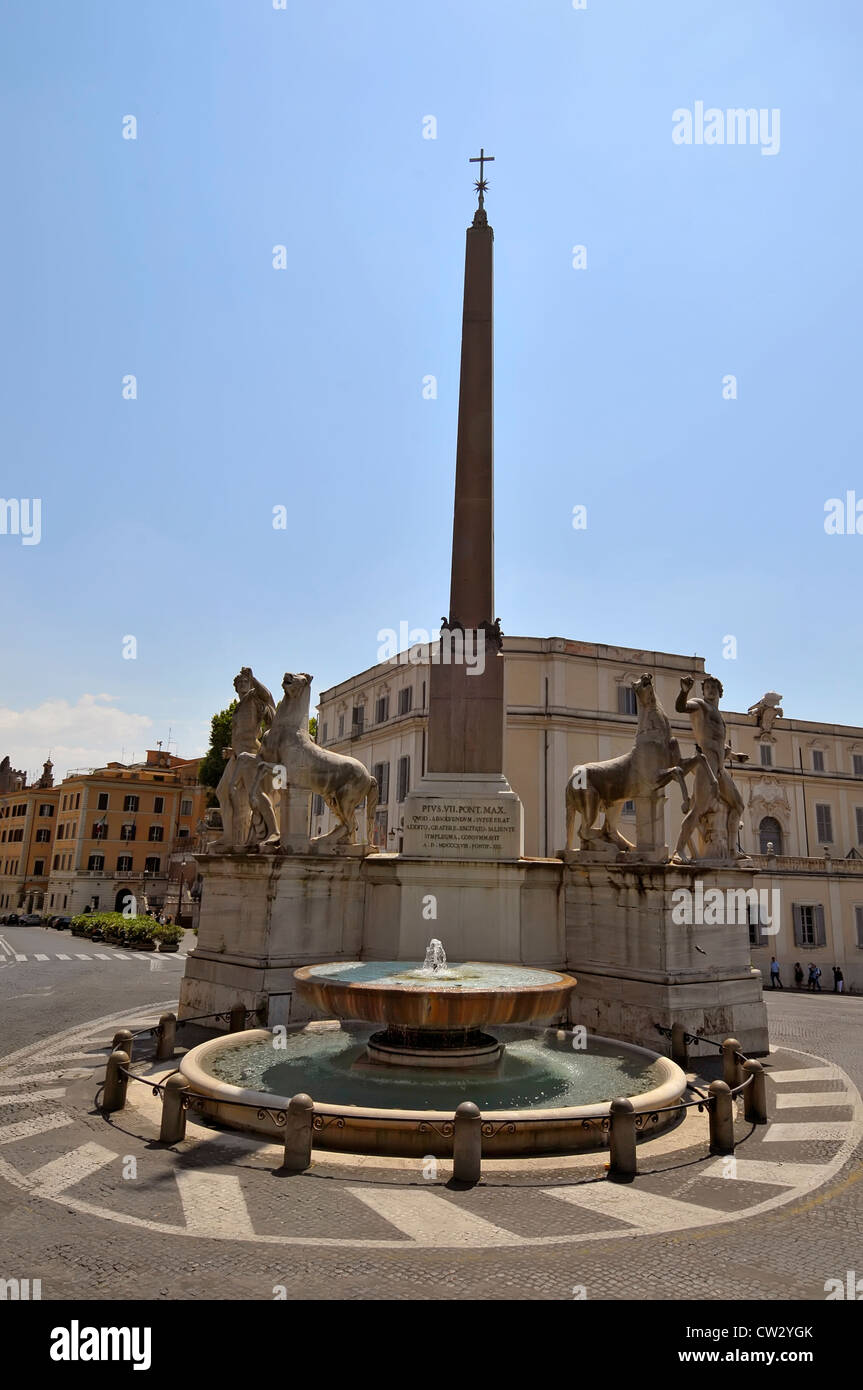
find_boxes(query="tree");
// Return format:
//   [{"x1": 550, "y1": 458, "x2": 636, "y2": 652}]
[
  {"x1": 198, "y1": 701, "x2": 237, "y2": 789},
  {"x1": 308, "y1": 715, "x2": 318, "y2": 742}
]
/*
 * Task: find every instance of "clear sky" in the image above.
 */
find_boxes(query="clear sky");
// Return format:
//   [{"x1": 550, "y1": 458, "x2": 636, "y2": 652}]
[{"x1": 1, "y1": 0, "x2": 861, "y2": 778}]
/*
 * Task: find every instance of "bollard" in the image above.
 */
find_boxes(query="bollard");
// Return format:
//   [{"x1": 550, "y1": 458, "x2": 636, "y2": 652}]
[
  {"x1": 103, "y1": 1050, "x2": 130, "y2": 1112},
  {"x1": 160, "y1": 1073, "x2": 190, "y2": 1144},
  {"x1": 671, "y1": 1022, "x2": 688, "y2": 1071},
  {"x1": 608, "y1": 1097, "x2": 637, "y2": 1180},
  {"x1": 112, "y1": 1028, "x2": 133, "y2": 1062},
  {"x1": 155, "y1": 1012, "x2": 177, "y2": 1061},
  {"x1": 742, "y1": 1059, "x2": 768, "y2": 1125},
  {"x1": 452, "y1": 1101, "x2": 482, "y2": 1184},
  {"x1": 722, "y1": 1037, "x2": 742, "y2": 1091},
  {"x1": 228, "y1": 1003, "x2": 247, "y2": 1034},
  {"x1": 282, "y1": 1093, "x2": 314, "y2": 1171},
  {"x1": 708, "y1": 1079, "x2": 735, "y2": 1154}
]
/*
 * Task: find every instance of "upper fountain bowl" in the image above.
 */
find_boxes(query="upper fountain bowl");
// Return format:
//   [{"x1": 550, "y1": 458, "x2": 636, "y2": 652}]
[{"x1": 294, "y1": 960, "x2": 577, "y2": 1033}]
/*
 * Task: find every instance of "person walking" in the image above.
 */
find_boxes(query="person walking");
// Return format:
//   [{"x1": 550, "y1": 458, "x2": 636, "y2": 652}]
[
  {"x1": 807, "y1": 963, "x2": 822, "y2": 992},
  {"x1": 769, "y1": 956, "x2": 783, "y2": 989},
  {"x1": 794, "y1": 961, "x2": 804, "y2": 989},
  {"x1": 834, "y1": 965, "x2": 844, "y2": 994}
]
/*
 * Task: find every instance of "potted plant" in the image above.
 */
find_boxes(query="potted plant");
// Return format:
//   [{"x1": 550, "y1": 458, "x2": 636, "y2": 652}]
[
  {"x1": 70, "y1": 915, "x2": 90, "y2": 937},
  {"x1": 154, "y1": 923, "x2": 184, "y2": 953},
  {"x1": 126, "y1": 918, "x2": 157, "y2": 951}
]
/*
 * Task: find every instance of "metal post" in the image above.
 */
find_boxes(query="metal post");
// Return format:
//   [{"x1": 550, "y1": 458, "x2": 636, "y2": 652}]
[
  {"x1": 608, "y1": 1097, "x2": 637, "y2": 1180},
  {"x1": 282, "y1": 1093, "x2": 314, "y2": 1171},
  {"x1": 160, "y1": 1074, "x2": 189, "y2": 1144},
  {"x1": 229, "y1": 1003, "x2": 247, "y2": 1034},
  {"x1": 722, "y1": 1037, "x2": 742, "y2": 1090},
  {"x1": 155, "y1": 1012, "x2": 177, "y2": 1061},
  {"x1": 743, "y1": 1059, "x2": 768, "y2": 1124},
  {"x1": 708, "y1": 1079, "x2": 734, "y2": 1154},
  {"x1": 103, "y1": 1050, "x2": 130, "y2": 1112},
  {"x1": 112, "y1": 1028, "x2": 133, "y2": 1061},
  {"x1": 453, "y1": 1101, "x2": 482, "y2": 1184},
  {"x1": 671, "y1": 1022, "x2": 688, "y2": 1070}
]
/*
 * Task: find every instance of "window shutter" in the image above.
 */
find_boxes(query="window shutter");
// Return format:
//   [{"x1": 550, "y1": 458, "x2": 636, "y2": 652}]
[
  {"x1": 856, "y1": 905, "x2": 863, "y2": 949},
  {"x1": 792, "y1": 903, "x2": 803, "y2": 947},
  {"x1": 815, "y1": 904, "x2": 826, "y2": 948}
]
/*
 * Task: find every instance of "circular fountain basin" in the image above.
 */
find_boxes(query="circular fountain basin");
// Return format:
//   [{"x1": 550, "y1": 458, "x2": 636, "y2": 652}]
[{"x1": 179, "y1": 1022, "x2": 687, "y2": 1157}]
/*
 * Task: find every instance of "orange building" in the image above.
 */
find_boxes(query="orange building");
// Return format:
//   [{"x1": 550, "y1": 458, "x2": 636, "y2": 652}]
[{"x1": 0, "y1": 750, "x2": 209, "y2": 919}]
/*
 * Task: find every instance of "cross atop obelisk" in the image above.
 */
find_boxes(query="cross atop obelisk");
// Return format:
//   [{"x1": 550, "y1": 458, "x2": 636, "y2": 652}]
[{"x1": 469, "y1": 147, "x2": 494, "y2": 221}]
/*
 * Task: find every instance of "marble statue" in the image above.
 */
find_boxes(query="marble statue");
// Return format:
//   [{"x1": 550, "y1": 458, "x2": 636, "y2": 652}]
[
  {"x1": 249, "y1": 672, "x2": 379, "y2": 851},
  {"x1": 213, "y1": 668, "x2": 276, "y2": 852},
  {"x1": 565, "y1": 673, "x2": 693, "y2": 853},
  {"x1": 671, "y1": 674, "x2": 748, "y2": 863},
  {"x1": 748, "y1": 691, "x2": 784, "y2": 733}
]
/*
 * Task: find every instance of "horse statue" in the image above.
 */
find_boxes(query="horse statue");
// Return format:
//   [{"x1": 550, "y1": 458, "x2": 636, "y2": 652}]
[
  {"x1": 565, "y1": 673, "x2": 696, "y2": 853},
  {"x1": 248, "y1": 672, "x2": 378, "y2": 851}
]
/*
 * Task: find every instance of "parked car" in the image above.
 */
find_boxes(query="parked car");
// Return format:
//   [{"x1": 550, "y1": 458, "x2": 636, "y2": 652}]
[
  {"x1": 1, "y1": 913, "x2": 20, "y2": 925},
  {"x1": 47, "y1": 915, "x2": 71, "y2": 929},
  {"x1": 19, "y1": 913, "x2": 44, "y2": 925}
]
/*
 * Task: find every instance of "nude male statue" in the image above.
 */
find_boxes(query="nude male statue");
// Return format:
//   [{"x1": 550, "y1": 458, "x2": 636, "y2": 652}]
[
  {"x1": 672, "y1": 673, "x2": 748, "y2": 862},
  {"x1": 213, "y1": 667, "x2": 276, "y2": 851}
]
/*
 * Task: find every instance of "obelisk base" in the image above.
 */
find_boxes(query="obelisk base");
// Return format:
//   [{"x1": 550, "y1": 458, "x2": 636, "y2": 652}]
[{"x1": 401, "y1": 772, "x2": 524, "y2": 860}]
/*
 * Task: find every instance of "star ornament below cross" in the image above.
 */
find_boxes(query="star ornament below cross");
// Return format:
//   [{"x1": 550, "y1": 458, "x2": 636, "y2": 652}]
[{"x1": 474, "y1": 177, "x2": 489, "y2": 195}]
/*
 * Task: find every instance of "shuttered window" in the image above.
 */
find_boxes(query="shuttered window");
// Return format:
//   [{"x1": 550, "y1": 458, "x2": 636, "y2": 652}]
[{"x1": 792, "y1": 903, "x2": 826, "y2": 948}]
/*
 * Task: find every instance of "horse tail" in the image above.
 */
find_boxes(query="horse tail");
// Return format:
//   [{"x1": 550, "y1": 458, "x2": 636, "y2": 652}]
[{"x1": 366, "y1": 775, "x2": 379, "y2": 848}]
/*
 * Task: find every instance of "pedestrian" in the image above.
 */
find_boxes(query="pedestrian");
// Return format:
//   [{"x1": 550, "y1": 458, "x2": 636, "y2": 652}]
[
  {"x1": 794, "y1": 961, "x2": 804, "y2": 989},
  {"x1": 769, "y1": 956, "x2": 783, "y2": 989},
  {"x1": 807, "y1": 963, "x2": 822, "y2": 992},
  {"x1": 834, "y1": 965, "x2": 844, "y2": 994}
]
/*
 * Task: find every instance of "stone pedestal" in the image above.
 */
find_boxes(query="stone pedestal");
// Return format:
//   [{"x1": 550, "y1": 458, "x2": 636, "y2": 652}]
[{"x1": 401, "y1": 772, "x2": 524, "y2": 859}]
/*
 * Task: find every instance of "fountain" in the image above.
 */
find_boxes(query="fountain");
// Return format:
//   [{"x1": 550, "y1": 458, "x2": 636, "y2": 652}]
[
  {"x1": 294, "y1": 947, "x2": 578, "y2": 1067},
  {"x1": 178, "y1": 941, "x2": 687, "y2": 1156}
]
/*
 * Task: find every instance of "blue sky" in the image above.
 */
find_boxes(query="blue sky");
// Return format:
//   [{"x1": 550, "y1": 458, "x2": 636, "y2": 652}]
[{"x1": 1, "y1": 0, "x2": 861, "y2": 776}]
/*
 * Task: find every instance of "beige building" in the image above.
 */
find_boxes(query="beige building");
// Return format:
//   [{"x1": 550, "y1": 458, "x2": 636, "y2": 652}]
[{"x1": 317, "y1": 635, "x2": 863, "y2": 990}]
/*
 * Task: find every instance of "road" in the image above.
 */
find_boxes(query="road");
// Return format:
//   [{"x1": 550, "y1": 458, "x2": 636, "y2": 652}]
[{"x1": 1, "y1": 922, "x2": 861, "y2": 1303}]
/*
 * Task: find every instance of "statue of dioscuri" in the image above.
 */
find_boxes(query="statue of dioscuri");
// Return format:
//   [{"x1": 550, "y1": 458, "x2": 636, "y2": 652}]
[
  {"x1": 565, "y1": 673, "x2": 695, "y2": 853},
  {"x1": 248, "y1": 672, "x2": 379, "y2": 850},
  {"x1": 213, "y1": 667, "x2": 276, "y2": 852},
  {"x1": 748, "y1": 690, "x2": 783, "y2": 733},
  {"x1": 671, "y1": 674, "x2": 748, "y2": 863}
]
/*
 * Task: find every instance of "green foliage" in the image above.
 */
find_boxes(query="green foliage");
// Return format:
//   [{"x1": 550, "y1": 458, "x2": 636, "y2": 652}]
[
  {"x1": 198, "y1": 701, "x2": 238, "y2": 789},
  {"x1": 308, "y1": 715, "x2": 318, "y2": 742},
  {"x1": 71, "y1": 911, "x2": 157, "y2": 943},
  {"x1": 153, "y1": 922, "x2": 183, "y2": 946}
]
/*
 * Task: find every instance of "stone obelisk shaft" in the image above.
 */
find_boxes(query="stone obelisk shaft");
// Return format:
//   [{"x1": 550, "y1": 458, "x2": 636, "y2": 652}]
[{"x1": 427, "y1": 210, "x2": 504, "y2": 775}]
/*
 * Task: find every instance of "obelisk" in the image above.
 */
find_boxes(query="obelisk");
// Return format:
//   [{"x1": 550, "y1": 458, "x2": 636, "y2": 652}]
[{"x1": 403, "y1": 152, "x2": 524, "y2": 859}]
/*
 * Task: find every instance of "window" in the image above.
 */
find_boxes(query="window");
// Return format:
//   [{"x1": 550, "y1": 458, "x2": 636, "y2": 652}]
[
  {"x1": 322, "y1": 722, "x2": 328, "y2": 744},
  {"x1": 375, "y1": 695, "x2": 390, "y2": 724},
  {"x1": 144, "y1": 856, "x2": 161, "y2": 874},
  {"x1": 38, "y1": 803, "x2": 54, "y2": 817},
  {"x1": 398, "y1": 687, "x2": 413, "y2": 716},
  {"x1": 123, "y1": 795, "x2": 139, "y2": 813},
  {"x1": 10, "y1": 828, "x2": 23, "y2": 842},
  {"x1": 87, "y1": 854, "x2": 105, "y2": 872},
  {"x1": 374, "y1": 808, "x2": 389, "y2": 845},
  {"x1": 855, "y1": 905, "x2": 863, "y2": 949},
  {"x1": 855, "y1": 755, "x2": 863, "y2": 777},
  {"x1": 13, "y1": 803, "x2": 26, "y2": 816},
  {"x1": 621, "y1": 800, "x2": 635, "y2": 816},
  {"x1": 181, "y1": 799, "x2": 192, "y2": 816},
  {"x1": 35, "y1": 828, "x2": 50, "y2": 843},
  {"x1": 618, "y1": 686, "x2": 637, "y2": 716},
  {"x1": 815, "y1": 804, "x2": 833, "y2": 844},
  {"x1": 154, "y1": 796, "x2": 164, "y2": 814},
  {"x1": 759, "y1": 817, "x2": 783, "y2": 855},
  {"x1": 116, "y1": 855, "x2": 133, "y2": 872},
  {"x1": 812, "y1": 750, "x2": 825, "y2": 772},
  {"x1": 52, "y1": 855, "x2": 60, "y2": 870},
  {"x1": 747, "y1": 904, "x2": 767, "y2": 948},
  {"x1": 373, "y1": 762, "x2": 390, "y2": 805},
  {"x1": 397, "y1": 756, "x2": 411, "y2": 803},
  {"x1": 312, "y1": 794, "x2": 326, "y2": 817},
  {"x1": 793, "y1": 903, "x2": 826, "y2": 948},
  {"x1": 92, "y1": 822, "x2": 108, "y2": 840},
  {"x1": 121, "y1": 824, "x2": 136, "y2": 842},
  {"x1": 148, "y1": 825, "x2": 164, "y2": 842},
  {"x1": 857, "y1": 808, "x2": 863, "y2": 845},
  {"x1": 33, "y1": 860, "x2": 44, "y2": 876},
  {"x1": 178, "y1": 827, "x2": 189, "y2": 838},
  {"x1": 351, "y1": 706, "x2": 365, "y2": 737},
  {"x1": 338, "y1": 714, "x2": 345, "y2": 739},
  {"x1": 97, "y1": 793, "x2": 109, "y2": 811},
  {"x1": 760, "y1": 744, "x2": 773, "y2": 767},
  {"x1": 74, "y1": 793, "x2": 80, "y2": 809}
]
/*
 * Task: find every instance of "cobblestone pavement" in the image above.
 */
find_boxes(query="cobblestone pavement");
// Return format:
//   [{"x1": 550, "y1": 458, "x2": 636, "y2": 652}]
[{"x1": 1, "y1": 933, "x2": 861, "y2": 1300}]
